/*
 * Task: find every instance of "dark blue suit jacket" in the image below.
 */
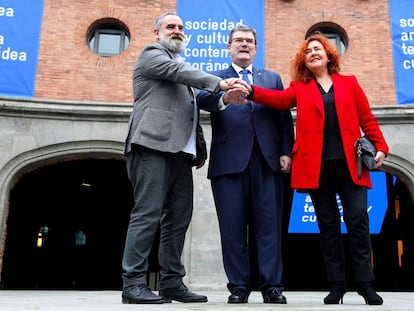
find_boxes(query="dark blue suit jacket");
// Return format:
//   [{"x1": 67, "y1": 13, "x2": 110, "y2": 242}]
[{"x1": 197, "y1": 66, "x2": 294, "y2": 179}]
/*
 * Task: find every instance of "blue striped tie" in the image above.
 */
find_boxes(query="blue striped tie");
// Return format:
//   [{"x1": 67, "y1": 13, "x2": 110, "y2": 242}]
[
  {"x1": 240, "y1": 69, "x2": 254, "y2": 110},
  {"x1": 240, "y1": 69, "x2": 251, "y2": 85}
]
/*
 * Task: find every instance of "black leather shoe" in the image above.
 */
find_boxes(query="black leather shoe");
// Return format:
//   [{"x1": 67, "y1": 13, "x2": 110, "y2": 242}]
[
  {"x1": 159, "y1": 284, "x2": 208, "y2": 303},
  {"x1": 228, "y1": 288, "x2": 249, "y2": 303},
  {"x1": 262, "y1": 288, "x2": 287, "y2": 304},
  {"x1": 122, "y1": 285, "x2": 165, "y2": 304}
]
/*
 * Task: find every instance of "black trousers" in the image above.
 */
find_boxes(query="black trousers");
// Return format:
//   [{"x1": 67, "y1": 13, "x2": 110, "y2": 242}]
[
  {"x1": 309, "y1": 159, "x2": 374, "y2": 283},
  {"x1": 122, "y1": 145, "x2": 194, "y2": 290}
]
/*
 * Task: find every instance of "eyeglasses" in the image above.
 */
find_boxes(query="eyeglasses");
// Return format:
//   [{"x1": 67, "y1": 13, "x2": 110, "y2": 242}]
[{"x1": 230, "y1": 38, "x2": 256, "y2": 45}]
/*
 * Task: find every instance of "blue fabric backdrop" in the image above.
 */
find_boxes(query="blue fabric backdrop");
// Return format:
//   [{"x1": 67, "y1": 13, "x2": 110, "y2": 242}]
[
  {"x1": 389, "y1": 0, "x2": 414, "y2": 105},
  {"x1": 0, "y1": 1, "x2": 45, "y2": 98},
  {"x1": 176, "y1": 0, "x2": 265, "y2": 71}
]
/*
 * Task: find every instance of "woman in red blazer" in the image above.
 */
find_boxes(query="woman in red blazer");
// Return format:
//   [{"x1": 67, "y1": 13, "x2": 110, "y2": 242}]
[{"x1": 245, "y1": 33, "x2": 388, "y2": 305}]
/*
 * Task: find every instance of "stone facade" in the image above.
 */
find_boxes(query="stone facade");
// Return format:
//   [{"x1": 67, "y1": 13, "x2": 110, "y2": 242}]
[
  {"x1": 1, "y1": 97, "x2": 414, "y2": 289},
  {"x1": 1, "y1": 0, "x2": 414, "y2": 290}
]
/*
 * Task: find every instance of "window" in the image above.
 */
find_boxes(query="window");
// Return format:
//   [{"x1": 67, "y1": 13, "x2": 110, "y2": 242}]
[
  {"x1": 88, "y1": 19, "x2": 130, "y2": 57},
  {"x1": 74, "y1": 230, "x2": 86, "y2": 246},
  {"x1": 306, "y1": 22, "x2": 348, "y2": 55},
  {"x1": 325, "y1": 33, "x2": 347, "y2": 55}
]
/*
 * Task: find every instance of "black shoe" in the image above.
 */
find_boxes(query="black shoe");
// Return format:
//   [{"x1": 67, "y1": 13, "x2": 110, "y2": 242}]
[
  {"x1": 324, "y1": 281, "x2": 347, "y2": 304},
  {"x1": 262, "y1": 288, "x2": 287, "y2": 304},
  {"x1": 159, "y1": 284, "x2": 208, "y2": 303},
  {"x1": 122, "y1": 285, "x2": 165, "y2": 304},
  {"x1": 228, "y1": 288, "x2": 249, "y2": 303},
  {"x1": 356, "y1": 282, "x2": 383, "y2": 305}
]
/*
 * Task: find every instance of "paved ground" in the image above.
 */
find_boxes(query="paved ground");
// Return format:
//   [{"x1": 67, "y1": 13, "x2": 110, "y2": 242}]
[{"x1": 0, "y1": 290, "x2": 413, "y2": 311}]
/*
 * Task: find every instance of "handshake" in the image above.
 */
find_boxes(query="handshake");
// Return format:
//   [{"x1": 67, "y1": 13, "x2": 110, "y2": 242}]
[{"x1": 218, "y1": 78, "x2": 251, "y2": 104}]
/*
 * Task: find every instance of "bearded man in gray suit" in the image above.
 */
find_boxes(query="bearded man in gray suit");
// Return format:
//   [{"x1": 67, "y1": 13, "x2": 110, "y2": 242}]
[{"x1": 121, "y1": 12, "x2": 246, "y2": 305}]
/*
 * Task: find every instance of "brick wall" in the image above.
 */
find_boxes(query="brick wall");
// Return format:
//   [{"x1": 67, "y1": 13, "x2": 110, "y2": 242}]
[
  {"x1": 264, "y1": 0, "x2": 395, "y2": 106},
  {"x1": 35, "y1": 0, "x2": 176, "y2": 103},
  {"x1": 35, "y1": 0, "x2": 396, "y2": 106}
]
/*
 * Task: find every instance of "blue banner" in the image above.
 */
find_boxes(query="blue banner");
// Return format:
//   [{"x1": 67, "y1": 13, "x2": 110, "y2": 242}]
[
  {"x1": 288, "y1": 171, "x2": 388, "y2": 234},
  {"x1": 177, "y1": 0, "x2": 264, "y2": 72},
  {"x1": 0, "y1": 1, "x2": 44, "y2": 98},
  {"x1": 389, "y1": 0, "x2": 414, "y2": 105}
]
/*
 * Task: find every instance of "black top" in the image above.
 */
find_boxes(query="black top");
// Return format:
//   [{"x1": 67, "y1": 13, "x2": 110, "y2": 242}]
[{"x1": 318, "y1": 83, "x2": 345, "y2": 161}]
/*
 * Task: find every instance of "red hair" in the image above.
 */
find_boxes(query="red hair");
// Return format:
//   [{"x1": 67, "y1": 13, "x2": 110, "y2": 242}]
[{"x1": 291, "y1": 33, "x2": 341, "y2": 83}]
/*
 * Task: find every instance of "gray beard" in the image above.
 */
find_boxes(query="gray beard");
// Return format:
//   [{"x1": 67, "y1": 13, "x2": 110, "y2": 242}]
[{"x1": 159, "y1": 36, "x2": 186, "y2": 54}]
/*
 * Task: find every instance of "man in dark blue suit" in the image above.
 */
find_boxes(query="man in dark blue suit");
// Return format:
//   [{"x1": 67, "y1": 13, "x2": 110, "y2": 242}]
[{"x1": 197, "y1": 24, "x2": 294, "y2": 304}]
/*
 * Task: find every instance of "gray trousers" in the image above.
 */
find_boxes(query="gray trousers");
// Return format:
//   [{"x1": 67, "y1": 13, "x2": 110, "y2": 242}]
[{"x1": 122, "y1": 145, "x2": 194, "y2": 290}]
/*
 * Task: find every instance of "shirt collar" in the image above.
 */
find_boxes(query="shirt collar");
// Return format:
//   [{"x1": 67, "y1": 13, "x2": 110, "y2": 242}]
[{"x1": 232, "y1": 63, "x2": 253, "y2": 74}]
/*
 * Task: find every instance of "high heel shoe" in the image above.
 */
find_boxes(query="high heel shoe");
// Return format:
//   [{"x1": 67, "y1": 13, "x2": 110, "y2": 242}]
[
  {"x1": 356, "y1": 282, "x2": 383, "y2": 305},
  {"x1": 323, "y1": 281, "x2": 347, "y2": 304}
]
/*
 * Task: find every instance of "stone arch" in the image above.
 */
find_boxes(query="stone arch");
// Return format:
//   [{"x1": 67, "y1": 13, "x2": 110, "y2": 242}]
[
  {"x1": 0, "y1": 140, "x2": 125, "y2": 269},
  {"x1": 383, "y1": 153, "x2": 414, "y2": 204}
]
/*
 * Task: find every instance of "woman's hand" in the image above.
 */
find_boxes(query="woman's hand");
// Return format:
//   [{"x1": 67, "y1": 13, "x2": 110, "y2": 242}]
[{"x1": 373, "y1": 151, "x2": 386, "y2": 169}]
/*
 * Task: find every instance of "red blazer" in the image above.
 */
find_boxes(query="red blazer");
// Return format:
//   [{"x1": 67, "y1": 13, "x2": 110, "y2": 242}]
[{"x1": 251, "y1": 73, "x2": 389, "y2": 190}]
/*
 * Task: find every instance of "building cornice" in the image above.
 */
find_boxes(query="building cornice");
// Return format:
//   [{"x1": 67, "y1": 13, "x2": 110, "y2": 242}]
[
  {"x1": 0, "y1": 97, "x2": 132, "y2": 122},
  {"x1": 1, "y1": 96, "x2": 414, "y2": 124}
]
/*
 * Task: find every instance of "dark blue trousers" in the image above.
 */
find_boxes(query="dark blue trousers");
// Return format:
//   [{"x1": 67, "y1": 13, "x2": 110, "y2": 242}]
[{"x1": 211, "y1": 142, "x2": 285, "y2": 292}]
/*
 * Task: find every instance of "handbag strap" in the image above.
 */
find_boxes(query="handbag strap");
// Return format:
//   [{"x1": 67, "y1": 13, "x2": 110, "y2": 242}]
[{"x1": 357, "y1": 139, "x2": 362, "y2": 179}]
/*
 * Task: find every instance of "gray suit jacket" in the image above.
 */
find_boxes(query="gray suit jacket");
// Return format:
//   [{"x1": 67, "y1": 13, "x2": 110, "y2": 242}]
[{"x1": 125, "y1": 43, "x2": 222, "y2": 155}]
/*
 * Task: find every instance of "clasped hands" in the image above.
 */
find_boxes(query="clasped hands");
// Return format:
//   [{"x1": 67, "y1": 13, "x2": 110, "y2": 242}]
[{"x1": 218, "y1": 78, "x2": 251, "y2": 104}]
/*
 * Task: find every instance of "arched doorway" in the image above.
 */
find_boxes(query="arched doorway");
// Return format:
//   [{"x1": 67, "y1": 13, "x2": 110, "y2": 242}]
[
  {"x1": 372, "y1": 175, "x2": 414, "y2": 290},
  {"x1": 281, "y1": 172, "x2": 414, "y2": 291},
  {"x1": 1, "y1": 159, "x2": 133, "y2": 289},
  {"x1": 1, "y1": 158, "x2": 414, "y2": 291}
]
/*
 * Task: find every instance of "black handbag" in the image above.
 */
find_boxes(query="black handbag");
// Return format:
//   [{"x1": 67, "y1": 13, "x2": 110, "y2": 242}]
[{"x1": 355, "y1": 136, "x2": 376, "y2": 179}]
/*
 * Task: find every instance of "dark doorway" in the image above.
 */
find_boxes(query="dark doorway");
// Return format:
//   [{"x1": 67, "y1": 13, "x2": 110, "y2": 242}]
[
  {"x1": 281, "y1": 173, "x2": 414, "y2": 292},
  {"x1": 2, "y1": 163, "x2": 414, "y2": 291},
  {"x1": 1, "y1": 159, "x2": 133, "y2": 289},
  {"x1": 372, "y1": 175, "x2": 414, "y2": 291}
]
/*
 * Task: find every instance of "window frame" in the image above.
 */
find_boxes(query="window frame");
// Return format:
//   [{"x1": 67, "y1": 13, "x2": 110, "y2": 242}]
[
  {"x1": 306, "y1": 23, "x2": 348, "y2": 56},
  {"x1": 88, "y1": 21, "x2": 130, "y2": 57}
]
